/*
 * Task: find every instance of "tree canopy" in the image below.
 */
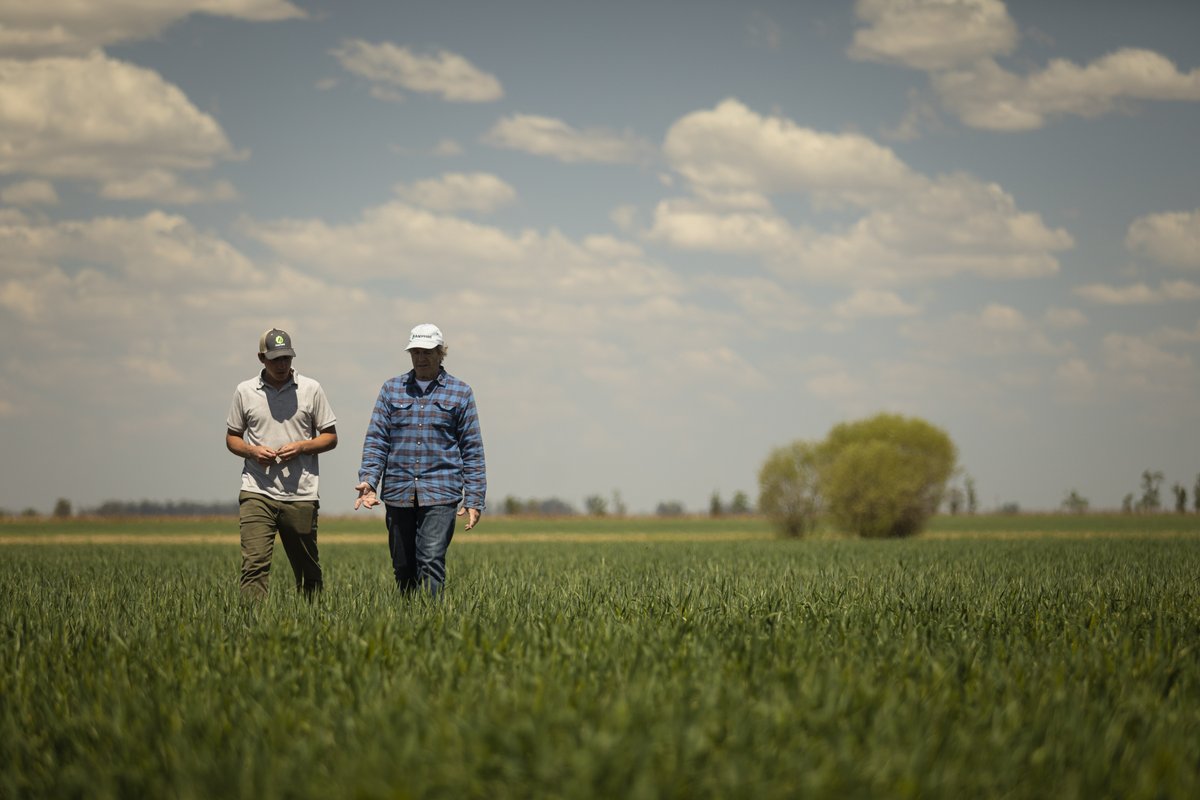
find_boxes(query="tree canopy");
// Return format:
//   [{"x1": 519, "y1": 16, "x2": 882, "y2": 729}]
[
  {"x1": 756, "y1": 441, "x2": 822, "y2": 538},
  {"x1": 758, "y1": 413, "x2": 957, "y2": 539}
]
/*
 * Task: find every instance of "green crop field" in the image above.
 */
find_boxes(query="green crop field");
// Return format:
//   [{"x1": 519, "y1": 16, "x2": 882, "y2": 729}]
[{"x1": 2, "y1": 517, "x2": 1199, "y2": 798}]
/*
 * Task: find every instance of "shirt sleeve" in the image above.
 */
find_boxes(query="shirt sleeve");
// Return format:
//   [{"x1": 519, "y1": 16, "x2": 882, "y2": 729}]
[
  {"x1": 357, "y1": 382, "x2": 391, "y2": 489},
  {"x1": 311, "y1": 383, "x2": 337, "y2": 433},
  {"x1": 226, "y1": 389, "x2": 245, "y2": 434},
  {"x1": 456, "y1": 388, "x2": 487, "y2": 511}
]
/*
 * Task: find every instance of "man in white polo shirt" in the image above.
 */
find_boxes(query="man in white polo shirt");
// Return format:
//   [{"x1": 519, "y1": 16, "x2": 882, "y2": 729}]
[{"x1": 225, "y1": 328, "x2": 338, "y2": 599}]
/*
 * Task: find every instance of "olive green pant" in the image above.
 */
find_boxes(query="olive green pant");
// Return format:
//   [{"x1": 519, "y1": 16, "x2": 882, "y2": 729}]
[{"x1": 238, "y1": 491, "x2": 322, "y2": 599}]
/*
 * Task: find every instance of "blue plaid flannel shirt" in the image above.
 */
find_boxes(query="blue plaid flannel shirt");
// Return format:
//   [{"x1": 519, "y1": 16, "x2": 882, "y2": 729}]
[{"x1": 358, "y1": 368, "x2": 487, "y2": 510}]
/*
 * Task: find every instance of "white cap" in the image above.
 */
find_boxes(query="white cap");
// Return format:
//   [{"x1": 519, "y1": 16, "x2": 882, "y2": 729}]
[{"x1": 405, "y1": 323, "x2": 444, "y2": 350}]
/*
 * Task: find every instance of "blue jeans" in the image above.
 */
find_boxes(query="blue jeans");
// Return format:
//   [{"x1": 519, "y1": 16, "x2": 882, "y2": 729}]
[{"x1": 385, "y1": 503, "x2": 456, "y2": 597}]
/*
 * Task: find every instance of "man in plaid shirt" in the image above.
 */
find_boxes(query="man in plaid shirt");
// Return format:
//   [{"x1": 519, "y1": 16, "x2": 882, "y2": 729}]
[{"x1": 354, "y1": 323, "x2": 487, "y2": 596}]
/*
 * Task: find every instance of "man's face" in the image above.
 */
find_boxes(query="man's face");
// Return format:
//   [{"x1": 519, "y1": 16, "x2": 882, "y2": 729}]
[
  {"x1": 259, "y1": 354, "x2": 293, "y2": 384},
  {"x1": 409, "y1": 347, "x2": 443, "y2": 380}
]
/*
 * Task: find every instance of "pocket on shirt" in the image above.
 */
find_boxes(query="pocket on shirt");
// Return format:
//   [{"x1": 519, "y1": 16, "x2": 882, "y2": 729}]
[
  {"x1": 431, "y1": 401, "x2": 458, "y2": 430},
  {"x1": 389, "y1": 400, "x2": 416, "y2": 427}
]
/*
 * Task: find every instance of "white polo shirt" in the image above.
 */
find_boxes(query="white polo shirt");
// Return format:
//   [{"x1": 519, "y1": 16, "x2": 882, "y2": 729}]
[{"x1": 226, "y1": 371, "x2": 336, "y2": 502}]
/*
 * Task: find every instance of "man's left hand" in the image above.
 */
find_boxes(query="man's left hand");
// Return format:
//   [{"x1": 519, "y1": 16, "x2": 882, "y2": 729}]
[
  {"x1": 276, "y1": 441, "x2": 305, "y2": 461},
  {"x1": 458, "y1": 507, "x2": 480, "y2": 530}
]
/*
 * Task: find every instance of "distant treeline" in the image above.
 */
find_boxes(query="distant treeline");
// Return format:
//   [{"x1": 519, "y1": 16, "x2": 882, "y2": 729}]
[
  {"x1": 500, "y1": 497, "x2": 579, "y2": 516},
  {"x1": 88, "y1": 500, "x2": 239, "y2": 517}
]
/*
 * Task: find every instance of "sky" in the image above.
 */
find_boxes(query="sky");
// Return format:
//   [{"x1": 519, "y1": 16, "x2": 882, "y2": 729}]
[{"x1": 2, "y1": 0, "x2": 1199, "y2": 516}]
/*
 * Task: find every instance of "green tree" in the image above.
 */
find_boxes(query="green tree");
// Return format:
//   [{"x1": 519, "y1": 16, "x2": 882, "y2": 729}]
[
  {"x1": 818, "y1": 414, "x2": 957, "y2": 538},
  {"x1": 729, "y1": 491, "x2": 751, "y2": 515},
  {"x1": 709, "y1": 491, "x2": 723, "y2": 517},
  {"x1": 1122, "y1": 493, "x2": 1134, "y2": 514},
  {"x1": 944, "y1": 486, "x2": 965, "y2": 515},
  {"x1": 965, "y1": 475, "x2": 978, "y2": 515},
  {"x1": 53, "y1": 498, "x2": 72, "y2": 518},
  {"x1": 584, "y1": 495, "x2": 608, "y2": 517},
  {"x1": 1172, "y1": 483, "x2": 1187, "y2": 514},
  {"x1": 1195, "y1": 475, "x2": 1200, "y2": 513},
  {"x1": 501, "y1": 497, "x2": 576, "y2": 516},
  {"x1": 537, "y1": 498, "x2": 576, "y2": 516},
  {"x1": 1061, "y1": 489, "x2": 1089, "y2": 515},
  {"x1": 655, "y1": 501, "x2": 685, "y2": 517},
  {"x1": 610, "y1": 490, "x2": 627, "y2": 517},
  {"x1": 1139, "y1": 470, "x2": 1164, "y2": 512},
  {"x1": 757, "y1": 440, "x2": 822, "y2": 538}
]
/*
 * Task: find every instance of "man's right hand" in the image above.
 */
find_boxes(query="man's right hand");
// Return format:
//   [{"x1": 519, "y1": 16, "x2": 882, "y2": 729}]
[
  {"x1": 354, "y1": 482, "x2": 381, "y2": 510},
  {"x1": 227, "y1": 431, "x2": 278, "y2": 466},
  {"x1": 248, "y1": 444, "x2": 279, "y2": 466}
]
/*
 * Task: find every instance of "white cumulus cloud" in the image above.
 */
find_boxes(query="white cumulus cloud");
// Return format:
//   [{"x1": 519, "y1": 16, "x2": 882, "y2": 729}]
[
  {"x1": 1103, "y1": 333, "x2": 1193, "y2": 374},
  {"x1": 331, "y1": 40, "x2": 503, "y2": 102},
  {"x1": 242, "y1": 198, "x2": 680, "y2": 303},
  {"x1": 935, "y1": 49, "x2": 1200, "y2": 131},
  {"x1": 1126, "y1": 209, "x2": 1200, "y2": 269},
  {"x1": 650, "y1": 99, "x2": 1072, "y2": 286},
  {"x1": 663, "y1": 98, "x2": 912, "y2": 204},
  {"x1": 647, "y1": 200, "x2": 799, "y2": 256},
  {"x1": 394, "y1": 173, "x2": 516, "y2": 214},
  {"x1": 848, "y1": 0, "x2": 1017, "y2": 71},
  {"x1": 1, "y1": 179, "x2": 58, "y2": 206},
  {"x1": 0, "y1": 0, "x2": 305, "y2": 58},
  {"x1": 100, "y1": 170, "x2": 238, "y2": 205},
  {"x1": 1074, "y1": 280, "x2": 1200, "y2": 305},
  {"x1": 431, "y1": 139, "x2": 464, "y2": 157},
  {"x1": 833, "y1": 288, "x2": 920, "y2": 319},
  {"x1": 0, "y1": 52, "x2": 239, "y2": 197},
  {"x1": 1042, "y1": 307, "x2": 1087, "y2": 329},
  {"x1": 902, "y1": 303, "x2": 1074, "y2": 359},
  {"x1": 0, "y1": 210, "x2": 262, "y2": 292},
  {"x1": 484, "y1": 114, "x2": 652, "y2": 164},
  {"x1": 1054, "y1": 357, "x2": 1097, "y2": 394},
  {"x1": 849, "y1": 0, "x2": 1200, "y2": 131}
]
